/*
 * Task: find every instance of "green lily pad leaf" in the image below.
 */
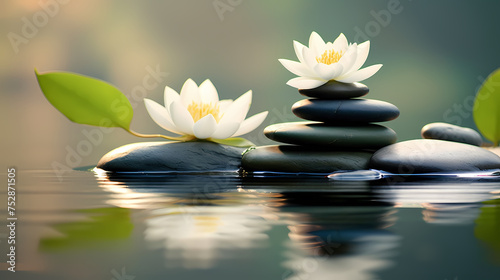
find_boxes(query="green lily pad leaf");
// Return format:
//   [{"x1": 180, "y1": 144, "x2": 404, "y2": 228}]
[
  {"x1": 210, "y1": 137, "x2": 255, "y2": 147},
  {"x1": 473, "y1": 68, "x2": 500, "y2": 146},
  {"x1": 35, "y1": 69, "x2": 133, "y2": 130}
]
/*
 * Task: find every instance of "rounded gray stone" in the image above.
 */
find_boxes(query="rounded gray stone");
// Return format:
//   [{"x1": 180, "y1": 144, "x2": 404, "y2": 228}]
[
  {"x1": 421, "y1": 122, "x2": 483, "y2": 146},
  {"x1": 298, "y1": 80, "x2": 369, "y2": 99},
  {"x1": 369, "y1": 139, "x2": 500, "y2": 173},
  {"x1": 242, "y1": 145, "x2": 374, "y2": 173},
  {"x1": 292, "y1": 98, "x2": 400, "y2": 123},
  {"x1": 264, "y1": 122, "x2": 397, "y2": 149},
  {"x1": 97, "y1": 141, "x2": 246, "y2": 172}
]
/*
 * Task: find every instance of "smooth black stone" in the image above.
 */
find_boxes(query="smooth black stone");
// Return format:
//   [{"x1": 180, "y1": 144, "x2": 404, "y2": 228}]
[
  {"x1": 292, "y1": 99, "x2": 400, "y2": 123},
  {"x1": 369, "y1": 139, "x2": 500, "y2": 173},
  {"x1": 97, "y1": 141, "x2": 246, "y2": 172},
  {"x1": 421, "y1": 122, "x2": 483, "y2": 146},
  {"x1": 242, "y1": 145, "x2": 373, "y2": 173},
  {"x1": 298, "y1": 80, "x2": 369, "y2": 99},
  {"x1": 264, "y1": 122, "x2": 396, "y2": 149}
]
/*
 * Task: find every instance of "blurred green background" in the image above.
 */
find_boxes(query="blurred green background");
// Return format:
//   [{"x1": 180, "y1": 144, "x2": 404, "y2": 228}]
[{"x1": 2, "y1": 0, "x2": 500, "y2": 170}]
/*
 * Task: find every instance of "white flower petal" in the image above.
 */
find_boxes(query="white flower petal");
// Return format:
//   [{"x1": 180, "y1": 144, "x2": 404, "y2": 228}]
[
  {"x1": 193, "y1": 114, "x2": 217, "y2": 139},
  {"x1": 281, "y1": 33, "x2": 381, "y2": 86},
  {"x1": 232, "y1": 111, "x2": 268, "y2": 137},
  {"x1": 180, "y1": 78, "x2": 201, "y2": 107},
  {"x1": 219, "y1": 90, "x2": 252, "y2": 124},
  {"x1": 313, "y1": 63, "x2": 343, "y2": 80},
  {"x1": 169, "y1": 100, "x2": 194, "y2": 135},
  {"x1": 337, "y1": 64, "x2": 383, "y2": 83},
  {"x1": 211, "y1": 121, "x2": 240, "y2": 139},
  {"x1": 286, "y1": 77, "x2": 327, "y2": 89},
  {"x1": 332, "y1": 33, "x2": 348, "y2": 52},
  {"x1": 163, "y1": 86, "x2": 181, "y2": 114},
  {"x1": 218, "y1": 99, "x2": 233, "y2": 113},
  {"x1": 199, "y1": 79, "x2": 219, "y2": 104},
  {"x1": 279, "y1": 59, "x2": 315, "y2": 77},
  {"x1": 309, "y1": 31, "x2": 326, "y2": 56},
  {"x1": 347, "y1": 41, "x2": 370, "y2": 75},
  {"x1": 302, "y1": 47, "x2": 318, "y2": 70},
  {"x1": 144, "y1": 99, "x2": 182, "y2": 134},
  {"x1": 337, "y1": 43, "x2": 358, "y2": 76},
  {"x1": 293, "y1": 40, "x2": 307, "y2": 64}
]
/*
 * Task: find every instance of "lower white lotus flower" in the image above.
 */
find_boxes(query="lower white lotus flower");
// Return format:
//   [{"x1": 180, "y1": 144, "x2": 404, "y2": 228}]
[
  {"x1": 144, "y1": 79, "x2": 268, "y2": 140},
  {"x1": 279, "y1": 31, "x2": 383, "y2": 89}
]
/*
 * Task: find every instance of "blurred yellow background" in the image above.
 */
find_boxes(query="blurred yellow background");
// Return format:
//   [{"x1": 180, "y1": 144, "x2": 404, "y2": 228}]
[{"x1": 2, "y1": 0, "x2": 500, "y2": 170}]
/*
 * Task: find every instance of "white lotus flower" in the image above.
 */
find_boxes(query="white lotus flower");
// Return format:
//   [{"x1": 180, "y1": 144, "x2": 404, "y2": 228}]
[
  {"x1": 279, "y1": 32, "x2": 383, "y2": 89},
  {"x1": 144, "y1": 79, "x2": 268, "y2": 140}
]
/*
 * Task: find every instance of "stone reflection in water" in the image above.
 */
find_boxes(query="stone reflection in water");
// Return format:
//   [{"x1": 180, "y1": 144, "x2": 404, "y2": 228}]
[
  {"x1": 283, "y1": 228, "x2": 399, "y2": 280},
  {"x1": 94, "y1": 170, "x2": 244, "y2": 209},
  {"x1": 373, "y1": 181, "x2": 497, "y2": 225},
  {"x1": 375, "y1": 182, "x2": 496, "y2": 206},
  {"x1": 422, "y1": 203, "x2": 480, "y2": 225},
  {"x1": 241, "y1": 180, "x2": 400, "y2": 280}
]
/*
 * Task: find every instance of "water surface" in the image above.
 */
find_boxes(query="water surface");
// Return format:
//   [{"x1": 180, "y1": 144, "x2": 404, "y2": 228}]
[{"x1": 1, "y1": 169, "x2": 500, "y2": 280}]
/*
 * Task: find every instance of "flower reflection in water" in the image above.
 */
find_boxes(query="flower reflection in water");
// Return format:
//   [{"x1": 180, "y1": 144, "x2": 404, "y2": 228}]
[
  {"x1": 144, "y1": 206, "x2": 270, "y2": 269},
  {"x1": 94, "y1": 171, "x2": 273, "y2": 269}
]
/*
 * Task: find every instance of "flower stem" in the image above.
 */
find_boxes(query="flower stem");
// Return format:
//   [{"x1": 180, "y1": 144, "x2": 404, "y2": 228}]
[{"x1": 127, "y1": 129, "x2": 190, "y2": 141}]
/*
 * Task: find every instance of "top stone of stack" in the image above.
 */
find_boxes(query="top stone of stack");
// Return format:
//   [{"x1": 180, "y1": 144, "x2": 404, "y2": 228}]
[{"x1": 298, "y1": 80, "x2": 370, "y2": 99}]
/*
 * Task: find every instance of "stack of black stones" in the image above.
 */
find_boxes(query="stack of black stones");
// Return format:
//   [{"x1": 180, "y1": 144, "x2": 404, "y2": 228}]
[{"x1": 242, "y1": 80, "x2": 400, "y2": 173}]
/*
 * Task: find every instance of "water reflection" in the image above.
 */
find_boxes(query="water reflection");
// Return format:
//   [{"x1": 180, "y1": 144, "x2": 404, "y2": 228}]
[
  {"x1": 421, "y1": 203, "x2": 480, "y2": 225},
  {"x1": 95, "y1": 171, "x2": 275, "y2": 269},
  {"x1": 283, "y1": 228, "x2": 398, "y2": 280},
  {"x1": 475, "y1": 198, "x2": 500, "y2": 265},
  {"x1": 39, "y1": 207, "x2": 134, "y2": 252},
  {"x1": 144, "y1": 206, "x2": 271, "y2": 269},
  {"x1": 247, "y1": 184, "x2": 399, "y2": 280},
  {"x1": 93, "y1": 170, "x2": 500, "y2": 277},
  {"x1": 95, "y1": 171, "x2": 243, "y2": 209},
  {"x1": 372, "y1": 180, "x2": 499, "y2": 225},
  {"x1": 95, "y1": 171, "x2": 402, "y2": 277}
]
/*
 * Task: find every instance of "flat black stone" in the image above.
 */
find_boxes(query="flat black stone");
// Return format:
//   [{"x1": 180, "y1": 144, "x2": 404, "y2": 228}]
[
  {"x1": 369, "y1": 139, "x2": 500, "y2": 173},
  {"x1": 298, "y1": 80, "x2": 369, "y2": 99},
  {"x1": 242, "y1": 145, "x2": 373, "y2": 173},
  {"x1": 97, "y1": 141, "x2": 246, "y2": 172},
  {"x1": 421, "y1": 122, "x2": 483, "y2": 146},
  {"x1": 264, "y1": 122, "x2": 397, "y2": 149},
  {"x1": 292, "y1": 98, "x2": 400, "y2": 123}
]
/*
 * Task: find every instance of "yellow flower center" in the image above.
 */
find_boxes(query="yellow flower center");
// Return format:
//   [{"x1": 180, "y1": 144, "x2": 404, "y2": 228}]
[
  {"x1": 194, "y1": 216, "x2": 221, "y2": 233},
  {"x1": 187, "y1": 101, "x2": 221, "y2": 123},
  {"x1": 316, "y1": 49, "x2": 344, "y2": 65}
]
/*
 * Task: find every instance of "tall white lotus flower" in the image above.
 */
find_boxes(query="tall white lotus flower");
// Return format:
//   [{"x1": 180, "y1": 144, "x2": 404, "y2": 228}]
[
  {"x1": 144, "y1": 79, "x2": 268, "y2": 140},
  {"x1": 279, "y1": 32, "x2": 383, "y2": 89}
]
